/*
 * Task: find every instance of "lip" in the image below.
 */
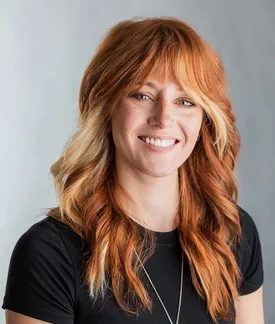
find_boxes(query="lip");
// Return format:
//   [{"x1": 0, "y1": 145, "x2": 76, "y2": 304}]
[{"x1": 137, "y1": 136, "x2": 179, "y2": 153}]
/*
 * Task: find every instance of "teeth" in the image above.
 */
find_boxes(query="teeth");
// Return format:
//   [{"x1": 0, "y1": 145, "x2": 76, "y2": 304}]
[{"x1": 141, "y1": 137, "x2": 176, "y2": 147}]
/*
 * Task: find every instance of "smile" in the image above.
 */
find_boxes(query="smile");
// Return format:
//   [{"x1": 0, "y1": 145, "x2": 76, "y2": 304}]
[
  {"x1": 140, "y1": 136, "x2": 176, "y2": 147},
  {"x1": 137, "y1": 136, "x2": 180, "y2": 152}
]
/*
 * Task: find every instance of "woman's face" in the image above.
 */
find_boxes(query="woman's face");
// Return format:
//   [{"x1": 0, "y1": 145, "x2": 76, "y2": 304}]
[{"x1": 111, "y1": 78, "x2": 204, "y2": 178}]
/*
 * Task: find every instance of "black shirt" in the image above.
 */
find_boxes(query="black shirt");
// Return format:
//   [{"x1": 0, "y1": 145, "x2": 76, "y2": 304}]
[{"x1": 2, "y1": 206, "x2": 264, "y2": 323}]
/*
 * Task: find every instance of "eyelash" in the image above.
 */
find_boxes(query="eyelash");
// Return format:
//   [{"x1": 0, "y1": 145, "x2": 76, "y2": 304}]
[{"x1": 131, "y1": 92, "x2": 195, "y2": 107}]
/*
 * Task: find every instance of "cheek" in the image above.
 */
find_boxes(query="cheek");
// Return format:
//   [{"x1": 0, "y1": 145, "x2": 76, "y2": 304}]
[
  {"x1": 111, "y1": 106, "x2": 141, "y2": 141},
  {"x1": 180, "y1": 111, "x2": 203, "y2": 140}
]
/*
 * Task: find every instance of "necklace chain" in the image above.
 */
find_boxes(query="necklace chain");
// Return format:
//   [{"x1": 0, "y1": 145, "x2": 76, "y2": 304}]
[{"x1": 135, "y1": 250, "x2": 184, "y2": 324}]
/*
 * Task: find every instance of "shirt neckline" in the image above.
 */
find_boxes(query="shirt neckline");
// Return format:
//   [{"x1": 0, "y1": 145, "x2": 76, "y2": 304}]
[{"x1": 131, "y1": 218, "x2": 179, "y2": 246}]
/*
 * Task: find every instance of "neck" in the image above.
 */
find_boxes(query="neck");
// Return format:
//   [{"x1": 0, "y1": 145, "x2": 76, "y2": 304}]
[{"x1": 114, "y1": 164, "x2": 180, "y2": 233}]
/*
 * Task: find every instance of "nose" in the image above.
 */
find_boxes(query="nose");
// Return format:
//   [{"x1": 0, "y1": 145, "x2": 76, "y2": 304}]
[{"x1": 149, "y1": 100, "x2": 175, "y2": 129}]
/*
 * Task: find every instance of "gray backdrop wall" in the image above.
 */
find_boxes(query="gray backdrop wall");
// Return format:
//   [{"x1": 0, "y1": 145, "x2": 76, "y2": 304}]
[{"x1": 1, "y1": 0, "x2": 274, "y2": 323}]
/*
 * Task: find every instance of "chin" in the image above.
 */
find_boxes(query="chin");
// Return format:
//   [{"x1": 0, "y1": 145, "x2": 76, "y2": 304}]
[{"x1": 139, "y1": 166, "x2": 179, "y2": 178}]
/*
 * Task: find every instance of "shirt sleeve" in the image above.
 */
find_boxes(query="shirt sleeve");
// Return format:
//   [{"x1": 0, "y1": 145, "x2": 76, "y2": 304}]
[
  {"x1": 237, "y1": 206, "x2": 264, "y2": 296},
  {"x1": 2, "y1": 220, "x2": 76, "y2": 324}
]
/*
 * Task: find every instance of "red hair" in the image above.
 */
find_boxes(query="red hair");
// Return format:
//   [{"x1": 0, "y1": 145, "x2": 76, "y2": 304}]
[{"x1": 46, "y1": 17, "x2": 243, "y2": 323}]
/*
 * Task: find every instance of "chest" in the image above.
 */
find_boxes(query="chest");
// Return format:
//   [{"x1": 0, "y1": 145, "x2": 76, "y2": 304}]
[{"x1": 75, "y1": 245, "x2": 235, "y2": 324}]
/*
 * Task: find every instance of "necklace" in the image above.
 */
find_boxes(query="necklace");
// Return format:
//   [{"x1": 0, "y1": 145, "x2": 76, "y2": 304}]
[{"x1": 135, "y1": 250, "x2": 184, "y2": 324}]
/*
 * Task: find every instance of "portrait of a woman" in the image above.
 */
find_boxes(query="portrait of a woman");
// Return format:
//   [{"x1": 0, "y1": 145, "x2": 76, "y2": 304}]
[{"x1": 2, "y1": 17, "x2": 264, "y2": 324}]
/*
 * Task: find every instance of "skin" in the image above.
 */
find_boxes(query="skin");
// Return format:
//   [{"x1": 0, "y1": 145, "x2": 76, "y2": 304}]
[
  {"x1": 234, "y1": 285, "x2": 265, "y2": 324},
  {"x1": 111, "y1": 77, "x2": 203, "y2": 232},
  {"x1": 5, "y1": 77, "x2": 265, "y2": 324}
]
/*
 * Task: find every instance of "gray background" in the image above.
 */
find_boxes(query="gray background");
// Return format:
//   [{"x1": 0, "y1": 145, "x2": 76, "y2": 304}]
[{"x1": 1, "y1": 0, "x2": 274, "y2": 323}]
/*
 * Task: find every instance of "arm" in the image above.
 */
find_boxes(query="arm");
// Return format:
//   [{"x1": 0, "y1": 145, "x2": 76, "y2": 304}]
[
  {"x1": 6, "y1": 310, "x2": 51, "y2": 324},
  {"x1": 234, "y1": 285, "x2": 265, "y2": 324}
]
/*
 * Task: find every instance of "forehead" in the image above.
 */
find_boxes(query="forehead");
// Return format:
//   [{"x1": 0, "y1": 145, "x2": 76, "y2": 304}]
[
  {"x1": 139, "y1": 80, "x2": 186, "y2": 93},
  {"x1": 132, "y1": 60, "x2": 188, "y2": 92}
]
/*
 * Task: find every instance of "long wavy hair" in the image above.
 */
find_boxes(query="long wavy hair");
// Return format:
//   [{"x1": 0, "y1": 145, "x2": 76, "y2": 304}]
[{"x1": 45, "y1": 16, "x2": 243, "y2": 323}]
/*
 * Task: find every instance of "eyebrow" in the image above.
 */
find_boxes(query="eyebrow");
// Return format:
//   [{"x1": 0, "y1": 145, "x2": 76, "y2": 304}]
[{"x1": 141, "y1": 81, "x2": 187, "y2": 94}]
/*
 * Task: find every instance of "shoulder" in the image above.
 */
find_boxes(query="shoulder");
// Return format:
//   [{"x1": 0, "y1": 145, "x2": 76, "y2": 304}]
[
  {"x1": 9, "y1": 216, "x2": 85, "y2": 267},
  {"x1": 19, "y1": 215, "x2": 82, "y2": 244},
  {"x1": 2, "y1": 216, "x2": 87, "y2": 323},
  {"x1": 14, "y1": 215, "x2": 87, "y2": 259},
  {"x1": 238, "y1": 205, "x2": 260, "y2": 239},
  {"x1": 237, "y1": 205, "x2": 262, "y2": 259},
  {"x1": 236, "y1": 205, "x2": 264, "y2": 295},
  {"x1": 10, "y1": 215, "x2": 90, "y2": 284}
]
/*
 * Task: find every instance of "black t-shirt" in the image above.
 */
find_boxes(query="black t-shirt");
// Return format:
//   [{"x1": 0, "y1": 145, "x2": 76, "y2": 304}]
[{"x1": 2, "y1": 206, "x2": 264, "y2": 324}]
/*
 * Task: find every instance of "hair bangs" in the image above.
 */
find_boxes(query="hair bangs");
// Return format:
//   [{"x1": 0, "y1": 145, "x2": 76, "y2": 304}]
[{"x1": 116, "y1": 27, "x2": 216, "y2": 112}]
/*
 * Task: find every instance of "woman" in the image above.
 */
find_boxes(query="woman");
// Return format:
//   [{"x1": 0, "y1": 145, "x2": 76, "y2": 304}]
[{"x1": 2, "y1": 17, "x2": 264, "y2": 323}]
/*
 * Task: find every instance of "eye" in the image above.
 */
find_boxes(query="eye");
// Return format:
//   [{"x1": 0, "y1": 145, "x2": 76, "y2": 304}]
[
  {"x1": 130, "y1": 93, "x2": 195, "y2": 107},
  {"x1": 131, "y1": 92, "x2": 150, "y2": 100},
  {"x1": 178, "y1": 99, "x2": 195, "y2": 107}
]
